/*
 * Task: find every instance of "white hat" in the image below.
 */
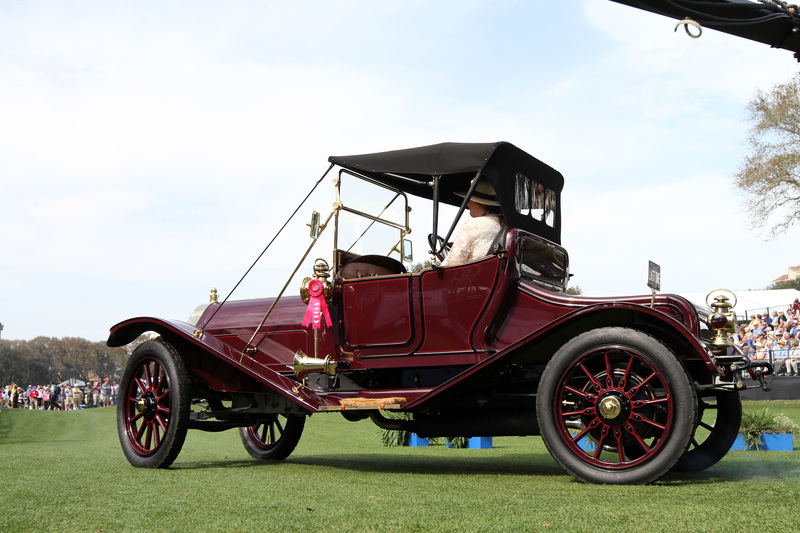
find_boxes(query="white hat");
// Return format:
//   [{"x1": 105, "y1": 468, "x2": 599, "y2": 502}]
[{"x1": 457, "y1": 179, "x2": 500, "y2": 206}]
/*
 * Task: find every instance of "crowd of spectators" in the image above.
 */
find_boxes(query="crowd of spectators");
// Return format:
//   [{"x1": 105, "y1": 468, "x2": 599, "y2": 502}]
[
  {"x1": 0, "y1": 379, "x2": 118, "y2": 410},
  {"x1": 732, "y1": 298, "x2": 800, "y2": 375}
]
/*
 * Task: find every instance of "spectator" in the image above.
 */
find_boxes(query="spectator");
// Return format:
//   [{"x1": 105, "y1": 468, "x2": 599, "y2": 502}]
[
  {"x1": 29, "y1": 385, "x2": 40, "y2": 410},
  {"x1": 64, "y1": 385, "x2": 74, "y2": 410},
  {"x1": 48, "y1": 382, "x2": 59, "y2": 410},
  {"x1": 787, "y1": 339, "x2": 800, "y2": 376},
  {"x1": 11, "y1": 383, "x2": 19, "y2": 408},
  {"x1": 100, "y1": 379, "x2": 111, "y2": 407},
  {"x1": 72, "y1": 384, "x2": 83, "y2": 409}
]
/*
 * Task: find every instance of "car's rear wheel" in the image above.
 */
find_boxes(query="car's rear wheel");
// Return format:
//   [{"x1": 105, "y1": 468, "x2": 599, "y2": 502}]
[
  {"x1": 673, "y1": 389, "x2": 741, "y2": 472},
  {"x1": 117, "y1": 339, "x2": 190, "y2": 468},
  {"x1": 239, "y1": 414, "x2": 305, "y2": 460},
  {"x1": 537, "y1": 327, "x2": 696, "y2": 484}
]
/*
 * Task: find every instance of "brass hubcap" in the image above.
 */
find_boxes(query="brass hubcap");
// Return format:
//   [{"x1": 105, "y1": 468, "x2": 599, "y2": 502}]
[{"x1": 599, "y1": 396, "x2": 622, "y2": 419}]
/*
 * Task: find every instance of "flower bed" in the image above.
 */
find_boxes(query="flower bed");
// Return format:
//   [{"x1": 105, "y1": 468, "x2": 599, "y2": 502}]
[{"x1": 735, "y1": 409, "x2": 798, "y2": 451}]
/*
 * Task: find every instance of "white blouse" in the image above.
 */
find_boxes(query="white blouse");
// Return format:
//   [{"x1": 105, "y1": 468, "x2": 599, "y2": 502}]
[{"x1": 440, "y1": 215, "x2": 502, "y2": 266}]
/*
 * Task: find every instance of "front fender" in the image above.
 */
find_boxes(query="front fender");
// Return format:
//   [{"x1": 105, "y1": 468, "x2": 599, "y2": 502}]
[{"x1": 107, "y1": 317, "x2": 332, "y2": 412}]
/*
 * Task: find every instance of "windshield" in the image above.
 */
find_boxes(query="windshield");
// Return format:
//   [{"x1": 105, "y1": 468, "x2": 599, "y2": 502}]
[{"x1": 334, "y1": 170, "x2": 411, "y2": 265}]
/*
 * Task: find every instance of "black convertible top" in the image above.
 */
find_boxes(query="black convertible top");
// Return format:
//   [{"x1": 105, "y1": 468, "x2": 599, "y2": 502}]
[
  {"x1": 612, "y1": 0, "x2": 800, "y2": 58},
  {"x1": 330, "y1": 142, "x2": 565, "y2": 244}
]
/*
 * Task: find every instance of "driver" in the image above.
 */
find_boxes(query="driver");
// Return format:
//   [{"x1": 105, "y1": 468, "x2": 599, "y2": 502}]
[{"x1": 440, "y1": 179, "x2": 504, "y2": 266}]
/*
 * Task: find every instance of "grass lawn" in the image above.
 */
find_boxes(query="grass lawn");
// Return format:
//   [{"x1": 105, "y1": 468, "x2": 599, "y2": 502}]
[{"x1": 1, "y1": 401, "x2": 799, "y2": 532}]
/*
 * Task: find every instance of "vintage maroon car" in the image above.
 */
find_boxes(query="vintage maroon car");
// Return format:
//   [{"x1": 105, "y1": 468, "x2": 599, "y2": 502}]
[{"x1": 108, "y1": 142, "x2": 771, "y2": 484}]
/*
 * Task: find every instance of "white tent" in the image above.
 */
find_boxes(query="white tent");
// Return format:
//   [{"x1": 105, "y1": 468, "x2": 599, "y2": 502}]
[
  {"x1": 59, "y1": 378, "x2": 86, "y2": 387},
  {"x1": 680, "y1": 289, "x2": 800, "y2": 321}
]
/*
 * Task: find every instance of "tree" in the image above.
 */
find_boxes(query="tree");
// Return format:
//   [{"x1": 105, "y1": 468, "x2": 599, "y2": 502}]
[
  {"x1": 734, "y1": 73, "x2": 800, "y2": 234},
  {"x1": 409, "y1": 260, "x2": 435, "y2": 272},
  {"x1": 766, "y1": 277, "x2": 800, "y2": 291},
  {"x1": 566, "y1": 285, "x2": 583, "y2": 296}
]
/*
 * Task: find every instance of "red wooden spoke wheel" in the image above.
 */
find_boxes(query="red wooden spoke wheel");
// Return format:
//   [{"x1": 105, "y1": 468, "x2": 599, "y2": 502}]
[
  {"x1": 239, "y1": 414, "x2": 305, "y2": 460},
  {"x1": 117, "y1": 339, "x2": 190, "y2": 468},
  {"x1": 537, "y1": 328, "x2": 696, "y2": 485}
]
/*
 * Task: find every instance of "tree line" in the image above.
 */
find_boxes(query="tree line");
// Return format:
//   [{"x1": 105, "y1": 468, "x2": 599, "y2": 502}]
[{"x1": 0, "y1": 336, "x2": 129, "y2": 386}]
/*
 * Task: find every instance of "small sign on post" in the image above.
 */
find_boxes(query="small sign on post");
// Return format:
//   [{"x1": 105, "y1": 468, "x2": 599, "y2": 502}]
[{"x1": 648, "y1": 261, "x2": 661, "y2": 307}]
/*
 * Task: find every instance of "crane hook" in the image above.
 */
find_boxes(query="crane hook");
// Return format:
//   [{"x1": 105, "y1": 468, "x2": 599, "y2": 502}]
[{"x1": 675, "y1": 18, "x2": 702, "y2": 39}]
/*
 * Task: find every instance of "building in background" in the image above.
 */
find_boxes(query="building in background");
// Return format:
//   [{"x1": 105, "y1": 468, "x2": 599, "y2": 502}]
[{"x1": 773, "y1": 265, "x2": 800, "y2": 284}]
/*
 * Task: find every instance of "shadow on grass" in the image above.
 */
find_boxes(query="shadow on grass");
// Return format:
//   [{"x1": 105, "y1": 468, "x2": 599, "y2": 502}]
[
  {"x1": 171, "y1": 451, "x2": 569, "y2": 478},
  {"x1": 289, "y1": 452, "x2": 565, "y2": 476},
  {"x1": 172, "y1": 449, "x2": 800, "y2": 485}
]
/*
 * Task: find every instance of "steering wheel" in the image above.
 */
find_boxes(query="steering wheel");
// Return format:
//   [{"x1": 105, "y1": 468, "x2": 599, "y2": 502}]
[{"x1": 427, "y1": 233, "x2": 452, "y2": 262}]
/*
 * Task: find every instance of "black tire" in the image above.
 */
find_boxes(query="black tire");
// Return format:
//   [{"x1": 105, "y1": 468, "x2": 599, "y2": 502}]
[
  {"x1": 536, "y1": 327, "x2": 697, "y2": 485},
  {"x1": 239, "y1": 414, "x2": 305, "y2": 460},
  {"x1": 117, "y1": 339, "x2": 190, "y2": 468},
  {"x1": 673, "y1": 389, "x2": 742, "y2": 472}
]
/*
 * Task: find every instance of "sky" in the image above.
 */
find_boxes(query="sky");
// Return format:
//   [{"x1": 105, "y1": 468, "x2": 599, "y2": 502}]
[{"x1": 2, "y1": 0, "x2": 799, "y2": 342}]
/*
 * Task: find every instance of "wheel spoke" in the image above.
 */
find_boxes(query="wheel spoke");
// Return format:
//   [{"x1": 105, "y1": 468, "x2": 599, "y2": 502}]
[
  {"x1": 625, "y1": 371, "x2": 656, "y2": 398},
  {"x1": 579, "y1": 363, "x2": 603, "y2": 393},
  {"x1": 134, "y1": 378, "x2": 147, "y2": 395},
  {"x1": 594, "y1": 426, "x2": 610, "y2": 459},
  {"x1": 617, "y1": 356, "x2": 635, "y2": 390},
  {"x1": 564, "y1": 385, "x2": 596, "y2": 402},
  {"x1": 142, "y1": 363, "x2": 152, "y2": 390},
  {"x1": 623, "y1": 421, "x2": 651, "y2": 451},
  {"x1": 604, "y1": 353, "x2": 617, "y2": 389},
  {"x1": 144, "y1": 423, "x2": 153, "y2": 450},
  {"x1": 562, "y1": 407, "x2": 595, "y2": 417},
  {"x1": 155, "y1": 413, "x2": 169, "y2": 433},
  {"x1": 630, "y1": 412, "x2": 666, "y2": 431},
  {"x1": 612, "y1": 427, "x2": 626, "y2": 462}
]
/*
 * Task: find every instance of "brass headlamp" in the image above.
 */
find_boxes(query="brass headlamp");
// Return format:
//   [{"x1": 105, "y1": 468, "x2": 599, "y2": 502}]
[
  {"x1": 300, "y1": 258, "x2": 332, "y2": 304},
  {"x1": 705, "y1": 289, "x2": 738, "y2": 351}
]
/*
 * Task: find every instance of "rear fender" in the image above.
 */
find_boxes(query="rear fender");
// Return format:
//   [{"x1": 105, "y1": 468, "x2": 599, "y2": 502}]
[
  {"x1": 404, "y1": 303, "x2": 715, "y2": 411},
  {"x1": 513, "y1": 304, "x2": 715, "y2": 371},
  {"x1": 107, "y1": 317, "x2": 329, "y2": 412}
]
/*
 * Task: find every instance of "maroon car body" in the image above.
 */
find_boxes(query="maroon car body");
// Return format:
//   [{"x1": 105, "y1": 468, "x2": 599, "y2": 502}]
[{"x1": 108, "y1": 142, "x2": 770, "y2": 484}]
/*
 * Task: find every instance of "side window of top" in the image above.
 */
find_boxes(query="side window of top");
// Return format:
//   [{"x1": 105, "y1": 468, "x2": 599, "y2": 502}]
[{"x1": 515, "y1": 173, "x2": 557, "y2": 228}]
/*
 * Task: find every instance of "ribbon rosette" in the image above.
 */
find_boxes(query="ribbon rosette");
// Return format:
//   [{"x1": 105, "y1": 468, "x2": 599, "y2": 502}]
[{"x1": 302, "y1": 279, "x2": 332, "y2": 329}]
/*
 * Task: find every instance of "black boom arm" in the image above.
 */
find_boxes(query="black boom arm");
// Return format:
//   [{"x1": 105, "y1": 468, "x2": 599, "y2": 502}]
[{"x1": 610, "y1": 0, "x2": 800, "y2": 58}]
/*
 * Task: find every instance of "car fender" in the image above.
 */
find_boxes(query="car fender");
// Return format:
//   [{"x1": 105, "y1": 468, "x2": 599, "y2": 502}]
[
  {"x1": 107, "y1": 317, "x2": 330, "y2": 412},
  {"x1": 404, "y1": 302, "x2": 715, "y2": 410}
]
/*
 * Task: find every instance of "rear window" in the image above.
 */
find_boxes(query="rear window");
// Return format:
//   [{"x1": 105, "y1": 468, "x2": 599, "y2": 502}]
[{"x1": 515, "y1": 173, "x2": 557, "y2": 228}]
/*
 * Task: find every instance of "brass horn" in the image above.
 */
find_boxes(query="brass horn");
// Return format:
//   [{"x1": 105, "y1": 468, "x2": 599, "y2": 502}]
[{"x1": 293, "y1": 351, "x2": 337, "y2": 380}]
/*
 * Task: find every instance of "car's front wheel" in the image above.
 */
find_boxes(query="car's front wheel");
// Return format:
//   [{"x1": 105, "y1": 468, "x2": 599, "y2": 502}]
[
  {"x1": 117, "y1": 339, "x2": 190, "y2": 468},
  {"x1": 537, "y1": 327, "x2": 697, "y2": 484}
]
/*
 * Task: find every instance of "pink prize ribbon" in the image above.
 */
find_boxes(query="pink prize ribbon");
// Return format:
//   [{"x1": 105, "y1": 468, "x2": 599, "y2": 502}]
[{"x1": 302, "y1": 279, "x2": 332, "y2": 329}]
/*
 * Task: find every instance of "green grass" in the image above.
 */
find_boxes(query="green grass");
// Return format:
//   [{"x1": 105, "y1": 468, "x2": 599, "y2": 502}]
[{"x1": 1, "y1": 401, "x2": 800, "y2": 532}]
